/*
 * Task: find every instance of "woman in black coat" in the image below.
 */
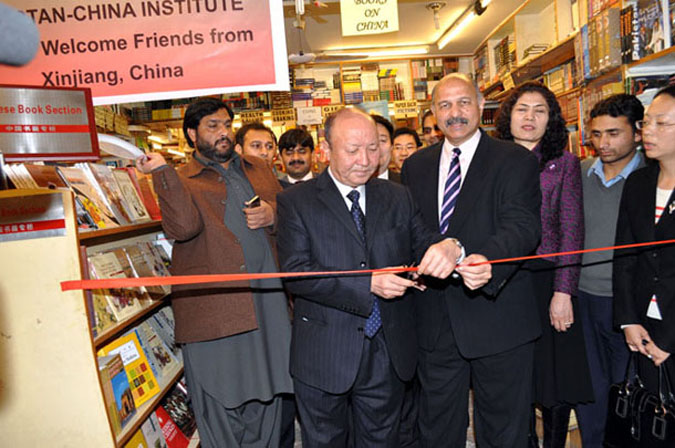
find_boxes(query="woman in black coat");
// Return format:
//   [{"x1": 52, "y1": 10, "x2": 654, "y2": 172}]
[{"x1": 614, "y1": 85, "x2": 675, "y2": 391}]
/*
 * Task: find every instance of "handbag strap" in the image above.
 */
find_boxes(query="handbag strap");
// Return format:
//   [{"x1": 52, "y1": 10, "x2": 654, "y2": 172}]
[
  {"x1": 624, "y1": 351, "x2": 643, "y2": 391},
  {"x1": 658, "y1": 362, "x2": 675, "y2": 411}
]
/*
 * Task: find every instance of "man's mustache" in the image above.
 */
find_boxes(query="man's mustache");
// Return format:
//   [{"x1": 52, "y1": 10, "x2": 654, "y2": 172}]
[
  {"x1": 445, "y1": 117, "x2": 469, "y2": 126},
  {"x1": 216, "y1": 136, "x2": 232, "y2": 147},
  {"x1": 289, "y1": 160, "x2": 305, "y2": 166}
]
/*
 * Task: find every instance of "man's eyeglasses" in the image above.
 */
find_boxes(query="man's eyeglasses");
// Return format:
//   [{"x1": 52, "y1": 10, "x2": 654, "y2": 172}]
[
  {"x1": 422, "y1": 125, "x2": 440, "y2": 134},
  {"x1": 636, "y1": 120, "x2": 675, "y2": 131}
]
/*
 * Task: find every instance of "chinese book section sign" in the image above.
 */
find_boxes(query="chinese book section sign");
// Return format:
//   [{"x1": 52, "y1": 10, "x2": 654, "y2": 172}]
[{"x1": 0, "y1": 0, "x2": 289, "y2": 105}]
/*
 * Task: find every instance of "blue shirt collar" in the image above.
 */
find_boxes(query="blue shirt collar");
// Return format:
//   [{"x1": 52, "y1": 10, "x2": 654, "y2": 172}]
[{"x1": 588, "y1": 151, "x2": 643, "y2": 187}]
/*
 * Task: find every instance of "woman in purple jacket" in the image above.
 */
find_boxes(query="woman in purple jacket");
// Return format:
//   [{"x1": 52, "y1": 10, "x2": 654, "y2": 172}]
[{"x1": 496, "y1": 82, "x2": 593, "y2": 448}]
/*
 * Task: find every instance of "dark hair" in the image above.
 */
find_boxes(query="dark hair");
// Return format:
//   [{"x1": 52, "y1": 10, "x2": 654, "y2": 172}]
[
  {"x1": 371, "y1": 114, "x2": 394, "y2": 142},
  {"x1": 234, "y1": 122, "x2": 277, "y2": 148},
  {"x1": 278, "y1": 128, "x2": 314, "y2": 153},
  {"x1": 495, "y1": 81, "x2": 568, "y2": 169},
  {"x1": 422, "y1": 109, "x2": 434, "y2": 125},
  {"x1": 393, "y1": 127, "x2": 422, "y2": 147},
  {"x1": 590, "y1": 94, "x2": 644, "y2": 133},
  {"x1": 654, "y1": 84, "x2": 675, "y2": 101},
  {"x1": 183, "y1": 98, "x2": 233, "y2": 148}
]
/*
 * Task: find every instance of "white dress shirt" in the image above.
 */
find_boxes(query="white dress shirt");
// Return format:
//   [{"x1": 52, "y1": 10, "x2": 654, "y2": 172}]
[
  {"x1": 286, "y1": 171, "x2": 314, "y2": 184},
  {"x1": 437, "y1": 129, "x2": 481, "y2": 223},
  {"x1": 328, "y1": 167, "x2": 366, "y2": 214}
]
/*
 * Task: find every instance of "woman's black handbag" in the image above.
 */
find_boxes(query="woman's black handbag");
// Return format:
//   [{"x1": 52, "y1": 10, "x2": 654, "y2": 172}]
[{"x1": 605, "y1": 353, "x2": 675, "y2": 447}]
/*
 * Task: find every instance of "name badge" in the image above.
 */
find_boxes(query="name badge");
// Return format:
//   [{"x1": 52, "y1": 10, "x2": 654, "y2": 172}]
[{"x1": 647, "y1": 295, "x2": 663, "y2": 320}]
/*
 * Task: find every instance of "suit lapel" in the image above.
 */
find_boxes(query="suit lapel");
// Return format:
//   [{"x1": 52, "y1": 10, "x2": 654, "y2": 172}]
[
  {"x1": 316, "y1": 171, "x2": 364, "y2": 245},
  {"x1": 448, "y1": 133, "x2": 491, "y2": 235},
  {"x1": 419, "y1": 144, "x2": 442, "y2": 230}
]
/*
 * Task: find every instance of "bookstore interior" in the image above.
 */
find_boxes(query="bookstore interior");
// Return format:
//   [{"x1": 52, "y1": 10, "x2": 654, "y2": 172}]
[{"x1": 1, "y1": 0, "x2": 674, "y2": 447}]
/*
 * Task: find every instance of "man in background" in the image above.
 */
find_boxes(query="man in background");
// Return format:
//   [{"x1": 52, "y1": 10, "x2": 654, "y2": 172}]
[
  {"x1": 421, "y1": 109, "x2": 444, "y2": 148},
  {"x1": 371, "y1": 114, "x2": 400, "y2": 182},
  {"x1": 137, "y1": 98, "x2": 292, "y2": 448},
  {"x1": 235, "y1": 122, "x2": 278, "y2": 167},
  {"x1": 278, "y1": 128, "x2": 315, "y2": 189},
  {"x1": 575, "y1": 94, "x2": 645, "y2": 448}
]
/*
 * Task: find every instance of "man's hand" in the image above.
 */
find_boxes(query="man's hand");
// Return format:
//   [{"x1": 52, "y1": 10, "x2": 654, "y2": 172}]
[
  {"x1": 136, "y1": 152, "x2": 167, "y2": 174},
  {"x1": 243, "y1": 200, "x2": 274, "y2": 229},
  {"x1": 549, "y1": 292, "x2": 574, "y2": 332},
  {"x1": 624, "y1": 324, "x2": 651, "y2": 357},
  {"x1": 371, "y1": 270, "x2": 423, "y2": 299},
  {"x1": 417, "y1": 238, "x2": 461, "y2": 279},
  {"x1": 456, "y1": 254, "x2": 491, "y2": 290}
]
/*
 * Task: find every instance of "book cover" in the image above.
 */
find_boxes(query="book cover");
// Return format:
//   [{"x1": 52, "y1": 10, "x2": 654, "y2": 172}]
[
  {"x1": 135, "y1": 322, "x2": 180, "y2": 382},
  {"x1": 155, "y1": 406, "x2": 189, "y2": 448},
  {"x1": 111, "y1": 247, "x2": 153, "y2": 303},
  {"x1": 125, "y1": 244, "x2": 169, "y2": 298},
  {"x1": 88, "y1": 251, "x2": 144, "y2": 321},
  {"x1": 147, "y1": 307, "x2": 181, "y2": 359},
  {"x1": 160, "y1": 384, "x2": 197, "y2": 441},
  {"x1": 141, "y1": 413, "x2": 168, "y2": 448},
  {"x1": 89, "y1": 263, "x2": 118, "y2": 336},
  {"x1": 99, "y1": 353, "x2": 136, "y2": 432},
  {"x1": 124, "y1": 429, "x2": 149, "y2": 448},
  {"x1": 98, "y1": 331, "x2": 161, "y2": 408},
  {"x1": 58, "y1": 166, "x2": 119, "y2": 228},
  {"x1": 123, "y1": 167, "x2": 162, "y2": 221},
  {"x1": 23, "y1": 164, "x2": 68, "y2": 189},
  {"x1": 112, "y1": 169, "x2": 151, "y2": 223},
  {"x1": 84, "y1": 162, "x2": 133, "y2": 226},
  {"x1": 638, "y1": 0, "x2": 666, "y2": 56}
]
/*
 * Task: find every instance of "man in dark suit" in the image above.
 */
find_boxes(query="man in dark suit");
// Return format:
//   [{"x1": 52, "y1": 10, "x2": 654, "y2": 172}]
[
  {"x1": 371, "y1": 114, "x2": 401, "y2": 183},
  {"x1": 401, "y1": 73, "x2": 542, "y2": 447},
  {"x1": 276, "y1": 108, "x2": 461, "y2": 447}
]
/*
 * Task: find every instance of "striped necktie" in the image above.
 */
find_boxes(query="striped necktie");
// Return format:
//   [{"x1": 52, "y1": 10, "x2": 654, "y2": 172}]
[
  {"x1": 347, "y1": 189, "x2": 381, "y2": 338},
  {"x1": 439, "y1": 148, "x2": 461, "y2": 234}
]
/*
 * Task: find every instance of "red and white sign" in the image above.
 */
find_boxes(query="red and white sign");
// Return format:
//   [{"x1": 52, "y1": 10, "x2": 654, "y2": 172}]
[
  {"x1": 0, "y1": 0, "x2": 289, "y2": 105},
  {"x1": 0, "y1": 194, "x2": 66, "y2": 242}
]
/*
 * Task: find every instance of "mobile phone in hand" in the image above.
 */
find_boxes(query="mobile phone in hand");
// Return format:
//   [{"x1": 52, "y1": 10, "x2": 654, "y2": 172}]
[{"x1": 244, "y1": 195, "x2": 261, "y2": 208}]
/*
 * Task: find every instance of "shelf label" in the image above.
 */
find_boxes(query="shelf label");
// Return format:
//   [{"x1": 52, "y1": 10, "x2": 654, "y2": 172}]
[
  {"x1": 503, "y1": 74, "x2": 515, "y2": 91},
  {"x1": 296, "y1": 107, "x2": 322, "y2": 126},
  {"x1": 271, "y1": 108, "x2": 296, "y2": 126},
  {"x1": 321, "y1": 105, "x2": 344, "y2": 122},
  {"x1": 340, "y1": 0, "x2": 399, "y2": 37},
  {"x1": 0, "y1": 193, "x2": 66, "y2": 242},
  {"x1": 394, "y1": 100, "x2": 418, "y2": 119},
  {"x1": 1, "y1": 1, "x2": 289, "y2": 105},
  {"x1": 239, "y1": 111, "x2": 265, "y2": 125}
]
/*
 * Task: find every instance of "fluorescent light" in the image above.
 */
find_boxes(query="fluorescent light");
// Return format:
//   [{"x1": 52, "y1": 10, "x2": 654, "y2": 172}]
[
  {"x1": 323, "y1": 46, "x2": 429, "y2": 58},
  {"x1": 438, "y1": 11, "x2": 475, "y2": 49},
  {"x1": 167, "y1": 149, "x2": 186, "y2": 157}
]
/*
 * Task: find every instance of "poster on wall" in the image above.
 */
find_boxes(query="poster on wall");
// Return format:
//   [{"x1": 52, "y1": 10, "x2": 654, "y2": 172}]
[
  {"x1": 340, "y1": 0, "x2": 399, "y2": 36},
  {"x1": 0, "y1": 0, "x2": 289, "y2": 105}
]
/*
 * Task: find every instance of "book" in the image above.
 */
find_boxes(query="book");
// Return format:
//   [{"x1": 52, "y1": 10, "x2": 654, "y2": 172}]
[
  {"x1": 111, "y1": 247, "x2": 153, "y2": 303},
  {"x1": 123, "y1": 167, "x2": 162, "y2": 221},
  {"x1": 141, "y1": 410, "x2": 169, "y2": 448},
  {"x1": 82, "y1": 162, "x2": 133, "y2": 226},
  {"x1": 638, "y1": 0, "x2": 666, "y2": 56},
  {"x1": 113, "y1": 169, "x2": 151, "y2": 223},
  {"x1": 134, "y1": 322, "x2": 180, "y2": 383},
  {"x1": 160, "y1": 383, "x2": 197, "y2": 441},
  {"x1": 23, "y1": 164, "x2": 68, "y2": 189},
  {"x1": 155, "y1": 406, "x2": 189, "y2": 448},
  {"x1": 124, "y1": 429, "x2": 149, "y2": 448},
  {"x1": 98, "y1": 353, "x2": 136, "y2": 433},
  {"x1": 124, "y1": 244, "x2": 169, "y2": 298},
  {"x1": 98, "y1": 331, "x2": 161, "y2": 408},
  {"x1": 58, "y1": 166, "x2": 118, "y2": 229},
  {"x1": 88, "y1": 251, "x2": 144, "y2": 321},
  {"x1": 139, "y1": 241, "x2": 172, "y2": 293},
  {"x1": 5, "y1": 164, "x2": 40, "y2": 189},
  {"x1": 147, "y1": 307, "x2": 181, "y2": 359}
]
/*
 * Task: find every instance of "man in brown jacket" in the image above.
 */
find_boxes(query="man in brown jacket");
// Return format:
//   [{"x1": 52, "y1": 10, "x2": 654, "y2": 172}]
[{"x1": 137, "y1": 98, "x2": 293, "y2": 448}]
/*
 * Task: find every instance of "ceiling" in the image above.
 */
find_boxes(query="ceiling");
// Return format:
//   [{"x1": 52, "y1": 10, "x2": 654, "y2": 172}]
[{"x1": 283, "y1": 0, "x2": 526, "y2": 60}]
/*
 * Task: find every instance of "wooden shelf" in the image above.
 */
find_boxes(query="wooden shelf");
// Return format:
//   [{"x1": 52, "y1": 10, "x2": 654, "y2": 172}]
[
  {"x1": 115, "y1": 364, "x2": 184, "y2": 447},
  {"x1": 626, "y1": 46, "x2": 675, "y2": 77},
  {"x1": 79, "y1": 221, "x2": 162, "y2": 246},
  {"x1": 93, "y1": 296, "x2": 170, "y2": 349}
]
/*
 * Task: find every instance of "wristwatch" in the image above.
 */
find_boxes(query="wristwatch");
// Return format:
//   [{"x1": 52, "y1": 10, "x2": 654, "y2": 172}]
[{"x1": 447, "y1": 238, "x2": 465, "y2": 264}]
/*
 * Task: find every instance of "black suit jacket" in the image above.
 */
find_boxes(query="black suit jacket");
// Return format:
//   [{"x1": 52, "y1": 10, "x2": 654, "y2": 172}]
[
  {"x1": 401, "y1": 131, "x2": 542, "y2": 358},
  {"x1": 614, "y1": 163, "x2": 675, "y2": 353},
  {"x1": 276, "y1": 172, "x2": 443, "y2": 393}
]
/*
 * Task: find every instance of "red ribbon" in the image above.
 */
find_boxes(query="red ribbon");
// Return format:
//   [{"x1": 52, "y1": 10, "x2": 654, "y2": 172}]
[{"x1": 60, "y1": 239, "x2": 675, "y2": 292}]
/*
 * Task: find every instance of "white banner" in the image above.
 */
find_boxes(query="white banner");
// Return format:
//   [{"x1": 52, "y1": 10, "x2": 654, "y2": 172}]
[{"x1": 340, "y1": 0, "x2": 399, "y2": 36}]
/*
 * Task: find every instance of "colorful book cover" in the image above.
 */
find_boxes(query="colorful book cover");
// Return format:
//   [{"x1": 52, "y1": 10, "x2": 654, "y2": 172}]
[
  {"x1": 23, "y1": 164, "x2": 68, "y2": 189},
  {"x1": 57, "y1": 166, "x2": 119, "y2": 228},
  {"x1": 134, "y1": 323, "x2": 180, "y2": 383},
  {"x1": 99, "y1": 353, "x2": 136, "y2": 432},
  {"x1": 124, "y1": 244, "x2": 169, "y2": 298},
  {"x1": 99, "y1": 331, "x2": 160, "y2": 408},
  {"x1": 112, "y1": 169, "x2": 151, "y2": 223},
  {"x1": 89, "y1": 251, "x2": 144, "y2": 321},
  {"x1": 111, "y1": 247, "x2": 153, "y2": 303},
  {"x1": 155, "y1": 406, "x2": 189, "y2": 448},
  {"x1": 160, "y1": 384, "x2": 197, "y2": 438},
  {"x1": 85, "y1": 162, "x2": 133, "y2": 226},
  {"x1": 123, "y1": 167, "x2": 162, "y2": 221}
]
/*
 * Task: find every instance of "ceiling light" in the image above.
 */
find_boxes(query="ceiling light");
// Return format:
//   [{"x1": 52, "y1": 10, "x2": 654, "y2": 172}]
[
  {"x1": 437, "y1": 0, "x2": 489, "y2": 50},
  {"x1": 323, "y1": 46, "x2": 429, "y2": 58},
  {"x1": 426, "y1": 2, "x2": 446, "y2": 30},
  {"x1": 167, "y1": 149, "x2": 186, "y2": 157},
  {"x1": 148, "y1": 135, "x2": 164, "y2": 143}
]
